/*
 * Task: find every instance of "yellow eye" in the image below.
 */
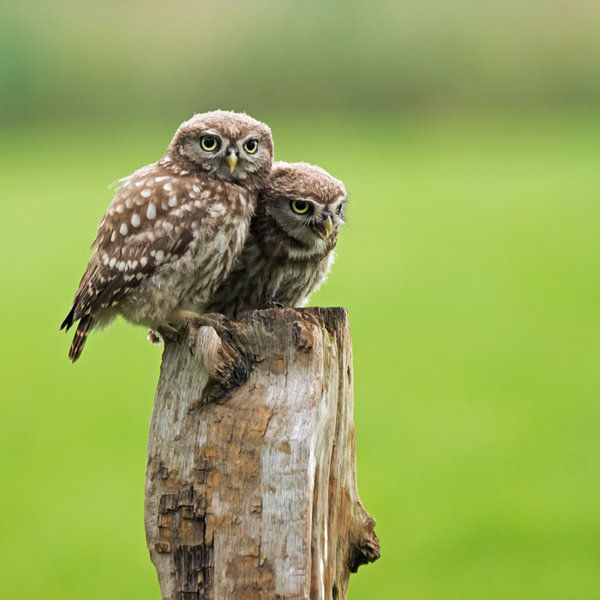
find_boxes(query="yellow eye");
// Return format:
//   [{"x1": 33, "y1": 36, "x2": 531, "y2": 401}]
[
  {"x1": 290, "y1": 199, "x2": 311, "y2": 214},
  {"x1": 200, "y1": 135, "x2": 220, "y2": 152},
  {"x1": 243, "y1": 139, "x2": 258, "y2": 154}
]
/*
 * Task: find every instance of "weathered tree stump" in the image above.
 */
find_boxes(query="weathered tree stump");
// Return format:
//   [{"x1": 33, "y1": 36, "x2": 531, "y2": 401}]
[{"x1": 145, "y1": 307, "x2": 379, "y2": 599}]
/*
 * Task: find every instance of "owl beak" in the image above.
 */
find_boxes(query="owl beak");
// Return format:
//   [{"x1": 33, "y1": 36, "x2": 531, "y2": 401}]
[
  {"x1": 226, "y1": 151, "x2": 238, "y2": 173},
  {"x1": 313, "y1": 214, "x2": 334, "y2": 239}
]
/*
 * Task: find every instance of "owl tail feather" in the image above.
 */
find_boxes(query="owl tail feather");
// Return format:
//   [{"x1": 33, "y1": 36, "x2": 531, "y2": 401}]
[
  {"x1": 60, "y1": 306, "x2": 76, "y2": 332},
  {"x1": 68, "y1": 315, "x2": 93, "y2": 362}
]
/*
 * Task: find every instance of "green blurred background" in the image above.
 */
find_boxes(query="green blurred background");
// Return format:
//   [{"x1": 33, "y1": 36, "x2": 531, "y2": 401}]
[{"x1": 2, "y1": 1, "x2": 599, "y2": 598}]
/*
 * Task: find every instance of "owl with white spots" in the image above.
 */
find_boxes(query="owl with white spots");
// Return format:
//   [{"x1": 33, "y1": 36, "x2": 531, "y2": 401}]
[
  {"x1": 61, "y1": 110, "x2": 273, "y2": 361},
  {"x1": 206, "y1": 162, "x2": 347, "y2": 318}
]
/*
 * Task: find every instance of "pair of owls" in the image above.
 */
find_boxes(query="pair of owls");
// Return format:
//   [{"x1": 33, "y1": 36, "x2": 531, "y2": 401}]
[{"x1": 62, "y1": 110, "x2": 347, "y2": 361}]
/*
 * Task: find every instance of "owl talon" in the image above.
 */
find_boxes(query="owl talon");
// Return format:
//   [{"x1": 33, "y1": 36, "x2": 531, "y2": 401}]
[
  {"x1": 156, "y1": 324, "x2": 179, "y2": 343},
  {"x1": 176, "y1": 311, "x2": 230, "y2": 337}
]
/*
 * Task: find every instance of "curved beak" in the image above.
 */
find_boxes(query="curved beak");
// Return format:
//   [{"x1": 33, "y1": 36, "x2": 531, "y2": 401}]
[
  {"x1": 226, "y1": 151, "x2": 238, "y2": 173},
  {"x1": 313, "y1": 214, "x2": 334, "y2": 239}
]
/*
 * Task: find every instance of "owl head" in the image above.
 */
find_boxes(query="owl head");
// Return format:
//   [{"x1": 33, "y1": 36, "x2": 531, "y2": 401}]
[
  {"x1": 258, "y1": 162, "x2": 347, "y2": 259},
  {"x1": 167, "y1": 110, "x2": 274, "y2": 190}
]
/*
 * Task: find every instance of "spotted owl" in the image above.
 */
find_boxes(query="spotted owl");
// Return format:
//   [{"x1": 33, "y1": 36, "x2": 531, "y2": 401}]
[
  {"x1": 206, "y1": 161, "x2": 347, "y2": 318},
  {"x1": 61, "y1": 110, "x2": 273, "y2": 361}
]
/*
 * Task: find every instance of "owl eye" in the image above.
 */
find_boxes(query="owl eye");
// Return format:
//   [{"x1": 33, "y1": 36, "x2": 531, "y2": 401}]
[
  {"x1": 243, "y1": 139, "x2": 259, "y2": 154},
  {"x1": 290, "y1": 199, "x2": 311, "y2": 215},
  {"x1": 200, "y1": 135, "x2": 220, "y2": 152}
]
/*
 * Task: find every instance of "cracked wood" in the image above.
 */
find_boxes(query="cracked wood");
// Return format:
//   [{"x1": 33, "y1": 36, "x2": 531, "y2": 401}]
[{"x1": 145, "y1": 307, "x2": 379, "y2": 600}]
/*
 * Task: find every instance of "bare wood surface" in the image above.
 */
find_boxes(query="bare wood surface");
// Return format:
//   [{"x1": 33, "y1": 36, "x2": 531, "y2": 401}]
[{"x1": 145, "y1": 307, "x2": 379, "y2": 599}]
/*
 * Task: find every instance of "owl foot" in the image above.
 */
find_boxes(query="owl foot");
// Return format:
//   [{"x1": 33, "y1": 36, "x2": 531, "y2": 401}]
[
  {"x1": 155, "y1": 323, "x2": 180, "y2": 344},
  {"x1": 174, "y1": 310, "x2": 231, "y2": 356}
]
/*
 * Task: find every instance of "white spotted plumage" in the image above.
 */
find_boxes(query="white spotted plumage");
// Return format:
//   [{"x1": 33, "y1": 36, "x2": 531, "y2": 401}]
[{"x1": 61, "y1": 110, "x2": 274, "y2": 361}]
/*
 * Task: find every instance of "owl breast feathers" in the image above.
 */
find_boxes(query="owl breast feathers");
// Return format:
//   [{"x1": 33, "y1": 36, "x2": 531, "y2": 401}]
[
  {"x1": 61, "y1": 110, "x2": 273, "y2": 361},
  {"x1": 207, "y1": 161, "x2": 347, "y2": 318}
]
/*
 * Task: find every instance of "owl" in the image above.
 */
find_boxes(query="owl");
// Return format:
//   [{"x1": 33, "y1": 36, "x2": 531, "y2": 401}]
[
  {"x1": 206, "y1": 161, "x2": 347, "y2": 318},
  {"x1": 61, "y1": 110, "x2": 274, "y2": 361}
]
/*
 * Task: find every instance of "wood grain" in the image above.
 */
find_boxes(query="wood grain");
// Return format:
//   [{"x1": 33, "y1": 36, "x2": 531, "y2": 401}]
[{"x1": 145, "y1": 307, "x2": 379, "y2": 599}]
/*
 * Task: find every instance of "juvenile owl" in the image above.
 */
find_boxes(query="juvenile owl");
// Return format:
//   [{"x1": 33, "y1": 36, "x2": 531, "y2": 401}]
[
  {"x1": 206, "y1": 161, "x2": 347, "y2": 318},
  {"x1": 61, "y1": 110, "x2": 273, "y2": 361}
]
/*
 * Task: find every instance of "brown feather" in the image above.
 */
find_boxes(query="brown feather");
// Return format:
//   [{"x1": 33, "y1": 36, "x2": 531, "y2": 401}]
[
  {"x1": 61, "y1": 111, "x2": 273, "y2": 360},
  {"x1": 68, "y1": 315, "x2": 93, "y2": 362},
  {"x1": 208, "y1": 162, "x2": 347, "y2": 318}
]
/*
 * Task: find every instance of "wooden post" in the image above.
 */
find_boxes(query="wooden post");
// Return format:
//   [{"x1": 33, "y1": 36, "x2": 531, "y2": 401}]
[{"x1": 144, "y1": 307, "x2": 380, "y2": 599}]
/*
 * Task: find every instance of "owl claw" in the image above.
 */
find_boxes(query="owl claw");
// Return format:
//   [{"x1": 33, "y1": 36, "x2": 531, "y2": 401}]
[{"x1": 156, "y1": 324, "x2": 179, "y2": 344}]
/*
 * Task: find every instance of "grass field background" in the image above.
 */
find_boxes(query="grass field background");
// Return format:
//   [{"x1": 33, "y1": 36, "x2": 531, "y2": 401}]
[{"x1": 1, "y1": 110, "x2": 599, "y2": 598}]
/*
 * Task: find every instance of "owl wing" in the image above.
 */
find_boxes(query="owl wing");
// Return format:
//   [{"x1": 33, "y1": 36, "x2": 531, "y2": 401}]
[{"x1": 61, "y1": 164, "x2": 206, "y2": 332}]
